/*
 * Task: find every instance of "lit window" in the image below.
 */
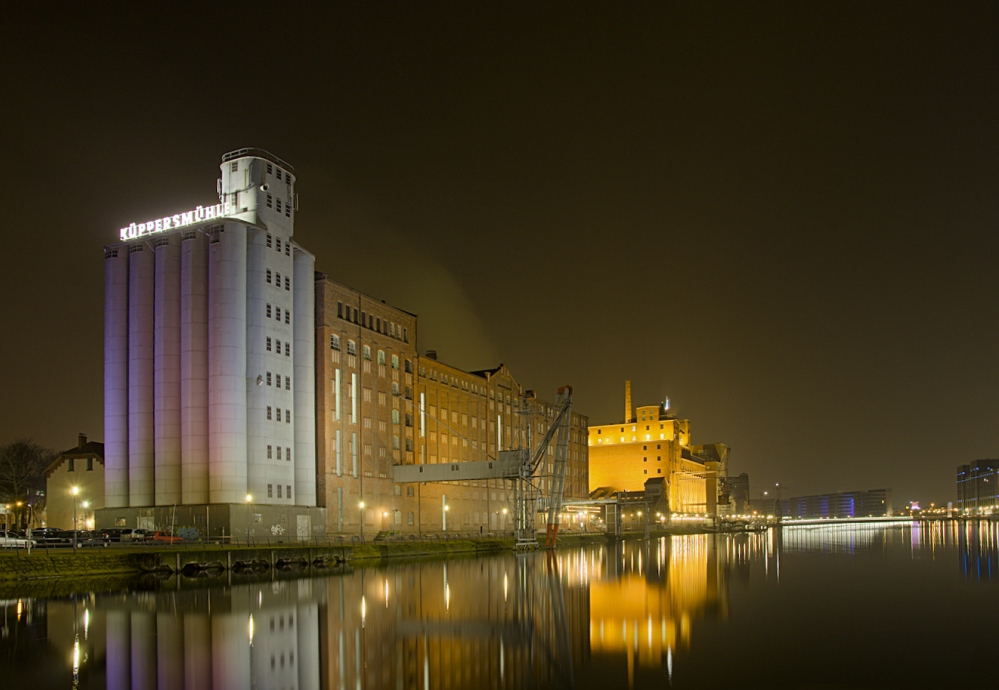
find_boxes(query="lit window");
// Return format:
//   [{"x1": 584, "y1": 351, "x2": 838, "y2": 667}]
[
  {"x1": 330, "y1": 335, "x2": 340, "y2": 350},
  {"x1": 377, "y1": 350, "x2": 385, "y2": 365},
  {"x1": 391, "y1": 354, "x2": 399, "y2": 370},
  {"x1": 362, "y1": 345, "x2": 371, "y2": 360}
]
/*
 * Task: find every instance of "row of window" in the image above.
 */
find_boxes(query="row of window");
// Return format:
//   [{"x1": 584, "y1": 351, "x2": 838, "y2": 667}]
[
  {"x1": 267, "y1": 483, "x2": 293, "y2": 499},
  {"x1": 265, "y1": 162, "x2": 289, "y2": 183},
  {"x1": 265, "y1": 270, "x2": 292, "y2": 291},
  {"x1": 65, "y1": 457, "x2": 95, "y2": 472},
  {"x1": 328, "y1": 336, "x2": 413, "y2": 371},
  {"x1": 266, "y1": 337, "x2": 291, "y2": 356},
  {"x1": 266, "y1": 445, "x2": 292, "y2": 461},
  {"x1": 335, "y1": 302, "x2": 409, "y2": 342},
  {"x1": 266, "y1": 407, "x2": 292, "y2": 423},
  {"x1": 265, "y1": 234, "x2": 292, "y2": 256},
  {"x1": 265, "y1": 372, "x2": 292, "y2": 390},
  {"x1": 265, "y1": 194, "x2": 292, "y2": 218},
  {"x1": 266, "y1": 303, "x2": 292, "y2": 324}
]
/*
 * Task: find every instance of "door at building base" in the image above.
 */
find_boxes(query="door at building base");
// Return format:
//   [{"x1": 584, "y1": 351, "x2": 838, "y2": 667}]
[{"x1": 297, "y1": 515, "x2": 310, "y2": 539}]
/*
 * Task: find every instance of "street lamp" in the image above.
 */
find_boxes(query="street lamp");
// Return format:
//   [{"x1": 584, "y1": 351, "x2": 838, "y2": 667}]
[
  {"x1": 245, "y1": 494, "x2": 252, "y2": 544},
  {"x1": 359, "y1": 501, "x2": 366, "y2": 541},
  {"x1": 72, "y1": 486, "x2": 80, "y2": 553},
  {"x1": 442, "y1": 494, "x2": 449, "y2": 534}
]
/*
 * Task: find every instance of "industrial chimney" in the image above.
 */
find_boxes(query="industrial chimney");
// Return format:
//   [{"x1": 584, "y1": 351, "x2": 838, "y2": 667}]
[{"x1": 624, "y1": 380, "x2": 633, "y2": 423}]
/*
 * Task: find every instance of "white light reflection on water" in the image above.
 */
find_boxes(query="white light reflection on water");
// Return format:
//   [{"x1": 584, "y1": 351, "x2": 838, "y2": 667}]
[{"x1": 4, "y1": 522, "x2": 999, "y2": 688}]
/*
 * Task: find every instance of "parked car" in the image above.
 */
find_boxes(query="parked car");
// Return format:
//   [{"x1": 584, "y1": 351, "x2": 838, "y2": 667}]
[
  {"x1": 33, "y1": 529, "x2": 72, "y2": 546},
  {"x1": 120, "y1": 528, "x2": 153, "y2": 543},
  {"x1": 0, "y1": 531, "x2": 37, "y2": 549},
  {"x1": 98, "y1": 528, "x2": 123, "y2": 542},
  {"x1": 151, "y1": 531, "x2": 183, "y2": 544}
]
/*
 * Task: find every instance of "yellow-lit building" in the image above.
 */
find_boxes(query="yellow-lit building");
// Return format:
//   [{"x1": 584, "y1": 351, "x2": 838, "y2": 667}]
[{"x1": 588, "y1": 382, "x2": 729, "y2": 515}]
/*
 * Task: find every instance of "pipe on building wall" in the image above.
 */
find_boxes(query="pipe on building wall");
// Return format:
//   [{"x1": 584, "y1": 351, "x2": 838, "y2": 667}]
[
  {"x1": 208, "y1": 221, "x2": 248, "y2": 504},
  {"x1": 181, "y1": 232, "x2": 209, "y2": 504},
  {"x1": 293, "y1": 246, "x2": 317, "y2": 507},
  {"x1": 128, "y1": 245, "x2": 155, "y2": 506},
  {"x1": 104, "y1": 248, "x2": 130, "y2": 508},
  {"x1": 154, "y1": 235, "x2": 182, "y2": 505}
]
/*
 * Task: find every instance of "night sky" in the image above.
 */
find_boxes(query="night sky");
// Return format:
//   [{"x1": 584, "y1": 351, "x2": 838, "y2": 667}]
[{"x1": 3, "y1": 3, "x2": 998, "y2": 505}]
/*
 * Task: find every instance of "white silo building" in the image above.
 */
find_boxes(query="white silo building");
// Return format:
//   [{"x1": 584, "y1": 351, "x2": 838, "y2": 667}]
[{"x1": 100, "y1": 149, "x2": 324, "y2": 539}]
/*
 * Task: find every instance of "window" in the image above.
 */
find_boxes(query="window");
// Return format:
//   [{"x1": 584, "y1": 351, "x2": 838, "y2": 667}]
[
  {"x1": 347, "y1": 340, "x2": 356, "y2": 355},
  {"x1": 285, "y1": 409, "x2": 291, "y2": 423},
  {"x1": 231, "y1": 161, "x2": 238, "y2": 173},
  {"x1": 266, "y1": 270, "x2": 272, "y2": 284},
  {"x1": 67, "y1": 458, "x2": 74, "y2": 472},
  {"x1": 276, "y1": 407, "x2": 281, "y2": 421},
  {"x1": 275, "y1": 307, "x2": 281, "y2": 321},
  {"x1": 266, "y1": 303, "x2": 272, "y2": 318},
  {"x1": 267, "y1": 445, "x2": 273, "y2": 459},
  {"x1": 330, "y1": 334, "x2": 340, "y2": 350},
  {"x1": 268, "y1": 484, "x2": 273, "y2": 498},
  {"x1": 391, "y1": 382, "x2": 400, "y2": 396},
  {"x1": 284, "y1": 276, "x2": 290, "y2": 291},
  {"x1": 403, "y1": 328, "x2": 408, "y2": 342},
  {"x1": 275, "y1": 273, "x2": 281, "y2": 287},
  {"x1": 267, "y1": 406, "x2": 272, "y2": 420},
  {"x1": 285, "y1": 204, "x2": 291, "y2": 219},
  {"x1": 407, "y1": 486, "x2": 414, "y2": 497},
  {"x1": 267, "y1": 194, "x2": 273, "y2": 208},
  {"x1": 287, "y1": 485, "x2": 292, "y2": 500},
  {"x1": 276, "y1": 374, "x2": 282, "y2": 388},
  {"x1": 276, "y1": 238, "x2": 282, "y2": 253},
  {"x1": 267, "y1": 163, "x2": 273, "y2": 174},
  {"x1": 391, "y1": 409, "x2": 400, "y2": 424},
  {"x1": 285, "y1": 377, "x2": 290, "y2": 391},
  {"x1": 266, "y1": 234, "x2": 272, "y2": 248},
  {"x1": 266, "y1": 337, "x2": 272, "y2": 352},
  {"x1": 392, "y1": 435, "x2": 400, "y2": 450},
  {"x1": 405, "y1": 359, "x2": 412, "y2": 374},
  {"x1": 286, "y1": 447, "x2": 291, "y2": 461},
  {"x1": 277, "y1": 446, "x2": 282, "y2": 460},
  {"x1": 86, "y1": 457, "x2": 93, "y2": 471},
  {"x1": 391, "y1": 354, "x2": 399, "y2": 369},
  {"x1": 405, "y1": 438, "x2": 413, "y2": 452},
  {"x1": 362, "y1": 345, "x2": 371, "y2": 360},
  {"x1": 408, "y1": 511, "x2": 414, "y2": 525},
  {"x1": 285, "y1": 311, "x2": 290, "y2": 325},
  {"x1": 266, "y1": 372, "x2": 272, "y2": 386},
  {"x1": 377, "y1": 350, "x2": 386, "y2": 365},
  {"x1": 337, "y1": 302, "x2": 343, "y2": 319},
  {"x1": 277, "y1": 484, "x2": 282, "y2": 498},
  {"x1": 275, "y1": 339, "x2": 281, "y2": 353},
  {"x1": 285, "y1": 342, "x2": 290, "y2": 356}
]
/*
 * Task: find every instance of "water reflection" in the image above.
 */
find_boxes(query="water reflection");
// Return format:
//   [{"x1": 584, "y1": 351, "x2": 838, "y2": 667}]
[{"x1": 5, "y1": 523, "x2": 999, "y2": 688}]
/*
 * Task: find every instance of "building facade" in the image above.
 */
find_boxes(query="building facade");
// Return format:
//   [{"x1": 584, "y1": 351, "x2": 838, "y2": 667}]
[
  {"x1": 315, "y1": 277, "x2": 589, "y2": 535},
  {"x1": 956, "y1": 461, "x2": 999, "y2": 513},
  {"x1": 588, "y1": 382, "x2": 727, "y2": 515},
  {"x1": 780, "y1": 489, "x2": 893, "y2": 519},
  {"x1": 99, "y1": 149, "x2": 323, "y2": 538},
  {"x1": 45, "y1": 433, "x2": 105, "y2": 530}
]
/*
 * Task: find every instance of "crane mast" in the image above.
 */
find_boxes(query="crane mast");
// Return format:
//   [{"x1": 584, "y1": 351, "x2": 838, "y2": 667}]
[{"x1": 514, "y1": 385, "x2": 573, "y2": 550}]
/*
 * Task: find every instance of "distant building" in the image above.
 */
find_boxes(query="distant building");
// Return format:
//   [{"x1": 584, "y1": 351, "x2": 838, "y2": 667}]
[
  {"x1": 956, "y1": 461, "x2": 999, "y2": 513},
  {"x1": 727, "y1": 473, "x2": 751, "y2": 513},
  {"x1": 588, "y1": 381, "x2": 730, "y2": 515},
  {"x1": 45, "y1": 434, "x2": 104, "y2": 530},
  {"x1": 781, "y1": 489, "x2": 893, "y2": 519}
]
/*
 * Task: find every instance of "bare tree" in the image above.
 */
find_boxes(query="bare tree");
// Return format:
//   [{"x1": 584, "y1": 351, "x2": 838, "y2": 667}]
[{"x1": 0, "y1": 439, "x2": 53, "y2": 528}]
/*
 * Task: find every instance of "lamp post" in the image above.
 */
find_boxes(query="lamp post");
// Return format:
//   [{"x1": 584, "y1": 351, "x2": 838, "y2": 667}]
[
  {"x1": 443, "y1": 495, "x2": 449, "y2": 534},
  {"x1": 72, "y1": 486, "x2": 79, "y2": 553},
  {"x1": 359, "y1": 501, "x2": 365, "y2": 541},
  {"x1": 245, "y1": 494, "x2": 252, "y2": 545}
]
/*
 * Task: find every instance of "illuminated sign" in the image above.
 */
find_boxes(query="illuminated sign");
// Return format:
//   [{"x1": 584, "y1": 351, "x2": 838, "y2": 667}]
[{"x1": 119, "y1": 201, "x2": 234, "y2": 241}]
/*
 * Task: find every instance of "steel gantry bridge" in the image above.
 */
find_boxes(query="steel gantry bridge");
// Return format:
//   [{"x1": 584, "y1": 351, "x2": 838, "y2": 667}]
[{"x1": 393, "y1": 386, "x2": 575, "y2": 550}]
